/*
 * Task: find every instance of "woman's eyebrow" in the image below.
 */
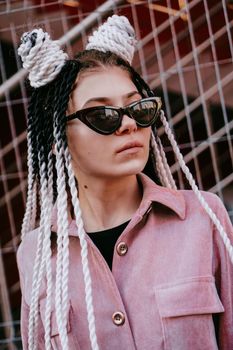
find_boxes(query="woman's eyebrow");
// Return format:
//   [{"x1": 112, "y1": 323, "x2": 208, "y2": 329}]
[
  {"x1": 124, "y1": 91, "x2": 141, "y2": 99},
  {"x1": 123, "y1": 91, "x2": 142, "y2": 102},
  {"x1": 83, "y1": 91, "x2": 141, "y2": 107},
  {"x1": 83, "y1": 97, "x2": 110, "y2": 106}
]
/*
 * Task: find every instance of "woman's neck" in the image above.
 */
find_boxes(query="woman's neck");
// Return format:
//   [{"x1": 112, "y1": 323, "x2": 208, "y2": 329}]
[{"x1": 76, "y1": 174, "x2": 142, "y2": 232}]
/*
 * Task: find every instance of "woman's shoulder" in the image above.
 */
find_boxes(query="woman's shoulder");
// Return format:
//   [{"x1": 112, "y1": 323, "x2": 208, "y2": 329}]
[
  {"x1": 141, "y1": 173, "x2": 224, "y2": 212},
  {"x1": 178, "y1": 188, "x2": 232, "y2": 232},
  {"x1": 177, "y1": 188, "x2": 224, "y2": 212}
]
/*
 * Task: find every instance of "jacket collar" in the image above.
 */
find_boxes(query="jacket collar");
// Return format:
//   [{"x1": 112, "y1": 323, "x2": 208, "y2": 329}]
[
  {"x1": 51, "y1": 173, "x2": 186, "y2": 236},
  {"x1": 137, "y1": 173, "x2": 186, "y2": 220}
]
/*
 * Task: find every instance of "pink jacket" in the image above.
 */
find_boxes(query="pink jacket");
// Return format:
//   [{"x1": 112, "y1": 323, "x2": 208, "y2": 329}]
[{"x1": 17, "y1": 173, "x2": 233, "y2": 349}]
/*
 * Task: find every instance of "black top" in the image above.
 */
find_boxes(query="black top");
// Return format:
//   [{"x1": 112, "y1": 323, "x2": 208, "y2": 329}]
[{"x1": 86, "y1": 220, "x2": 130, "y2": 270}]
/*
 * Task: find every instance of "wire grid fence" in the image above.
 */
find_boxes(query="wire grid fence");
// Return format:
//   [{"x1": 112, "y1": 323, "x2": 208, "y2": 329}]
[{"x1": 0, "y1": 0, "x2": 232, "y2": 348}]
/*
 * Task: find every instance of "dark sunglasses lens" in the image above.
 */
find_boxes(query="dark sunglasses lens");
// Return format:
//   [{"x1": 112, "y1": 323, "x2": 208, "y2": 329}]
[
  {"x1": 131, "y1": 100, "x2": 159, "y2": 126},
  {"x1": 86, "y1": 108, "x2": 120, "y2": 134}
]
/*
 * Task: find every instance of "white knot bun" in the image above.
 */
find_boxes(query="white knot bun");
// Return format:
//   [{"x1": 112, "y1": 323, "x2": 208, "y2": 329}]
[
  {"x1": 18, "y1": 28, "x2": 68, "y2": 88},
  {"x1": 86, "y1": 15, "x2": 137, "y2": 65}
]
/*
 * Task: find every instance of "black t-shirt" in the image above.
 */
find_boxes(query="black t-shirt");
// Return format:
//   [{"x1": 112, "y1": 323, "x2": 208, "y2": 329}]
[{"x1": 86, "y1": 220, "x2": 130, "y2": 270}]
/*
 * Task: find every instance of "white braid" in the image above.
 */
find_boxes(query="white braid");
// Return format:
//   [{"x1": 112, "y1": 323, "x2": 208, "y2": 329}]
[
  {"x1": 28, "y1": 156, "x2": 53, "y2": 349},
  {"x1": 86, "y1": 15, "x2": 137, "y2": 65},
  {"x1": 21, "y1": 134, "x2": 35, "y2": 238},
  {"x1": 160, "y1": 109, "x2": 233, "y2": 263},
  {"x1": 64, "y1": 148, "x2": 99, "y2": 350},
  {"x1": 156, "y1": 135, "x2": 177, "y2": 190},
  {"x1": 43, "y1": 153, "x2": 54, "y2": 350},
  {"x1": 60, "y1": 161, "x2": 70, "y2": 350},
  {"x1": 28, "y1": 193, "x2": 46, "y2": 349},
  {"x1": 28, "y1": 163, "x2": 46, "y2": 350},
  {"x1": 30, "y1": 181, "x2": 38, "y2": 229},
  {"x1": 53, "y1": 141, "x2": 69, "y2": 350},
  {"x1": 150, "y1": 132, "x2": 172, "y2": 188},
  {"x1": 27, "y1": 151, "x2": 54, "y2": 350},
  {"x1": 28, "y1": 228, "x2": 44, "y2": 350},
  {"x1": 18, "y1": 28, "x2": 67, "y2": 88}
]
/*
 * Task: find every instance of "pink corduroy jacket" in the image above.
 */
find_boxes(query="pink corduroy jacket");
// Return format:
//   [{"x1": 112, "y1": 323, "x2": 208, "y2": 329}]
[{"x1": 17, "y1": 173, "x2": 233, "y2": 350}]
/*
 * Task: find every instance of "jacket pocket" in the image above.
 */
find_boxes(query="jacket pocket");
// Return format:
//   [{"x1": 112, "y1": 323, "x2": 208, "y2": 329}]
[
  {"x1": 39, "y1": 298, "x2": 81, "y2": 350},
  {"x1": 155, "y1": 276, "x2": 224, "y2": 350}
]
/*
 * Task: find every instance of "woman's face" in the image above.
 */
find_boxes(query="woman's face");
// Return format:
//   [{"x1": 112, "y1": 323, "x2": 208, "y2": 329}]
[{"x1": 66, "y1": 66, "x2": 151, "y2": 180}]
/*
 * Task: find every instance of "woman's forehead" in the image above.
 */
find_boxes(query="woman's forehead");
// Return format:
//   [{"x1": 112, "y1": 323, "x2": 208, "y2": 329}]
[{"x1": 70, "y1": 66, "x2": 138, "y2": 108}]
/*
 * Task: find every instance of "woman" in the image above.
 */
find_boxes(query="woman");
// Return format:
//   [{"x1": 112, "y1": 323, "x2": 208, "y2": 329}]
[{"x1": 17, "y1": 15, "x2": 233, "y2": 350}]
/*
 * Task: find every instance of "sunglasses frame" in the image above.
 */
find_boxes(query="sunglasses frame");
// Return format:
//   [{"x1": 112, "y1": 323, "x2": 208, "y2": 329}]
[{"x1": 66, "y1": 97, "x2": 162, "y2": 135}]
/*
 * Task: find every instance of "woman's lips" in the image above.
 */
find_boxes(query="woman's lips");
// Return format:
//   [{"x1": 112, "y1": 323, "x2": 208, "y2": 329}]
[{"x1": 116, "y1": 141, "x2": 143, "y2": 154}]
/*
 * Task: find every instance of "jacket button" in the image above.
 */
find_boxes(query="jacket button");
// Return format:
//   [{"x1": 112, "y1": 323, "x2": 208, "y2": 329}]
[
  {"x1": 116, "y1": 242, "x2": 128, "y2": 256},
  {"x1": 112, "y1": 311, "x2": 125, "y2": 326}
]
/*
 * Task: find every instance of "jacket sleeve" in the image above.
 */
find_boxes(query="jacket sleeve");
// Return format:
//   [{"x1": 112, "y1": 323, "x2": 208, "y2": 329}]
[{"x1": 212, "y1": 196, "x2": 233, "y2": 349}]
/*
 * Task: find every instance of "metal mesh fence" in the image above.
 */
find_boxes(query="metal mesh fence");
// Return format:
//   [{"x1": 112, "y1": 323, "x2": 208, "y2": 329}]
[{"x1": 0, "y1": 0, "x2": 232, "y2": 348}]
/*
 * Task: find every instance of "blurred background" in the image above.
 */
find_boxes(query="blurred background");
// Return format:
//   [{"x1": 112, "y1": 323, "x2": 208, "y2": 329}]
[{"x1": 0, "y1": 0, "x2": 233, "y2": 348}]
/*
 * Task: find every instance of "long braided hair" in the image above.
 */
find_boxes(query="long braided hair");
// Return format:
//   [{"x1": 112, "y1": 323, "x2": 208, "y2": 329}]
[{"x1": 18, "y1": 20, "x2": 233, "y2": 350}]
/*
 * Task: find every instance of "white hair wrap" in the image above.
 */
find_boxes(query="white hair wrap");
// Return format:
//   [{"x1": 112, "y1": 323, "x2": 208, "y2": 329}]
[
  {"x1": 18, "y1": 28, "x2": 68, "y2": 88},
  {"x1": 86, "y1": 15, "x2": 137, "y2": 65}
]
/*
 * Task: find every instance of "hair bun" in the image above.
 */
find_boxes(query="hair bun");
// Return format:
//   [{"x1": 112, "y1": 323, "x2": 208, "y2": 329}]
[
  {"x1": 18, "y1": 28, "x2": 68, "y2": 88},
  {"x1": 86, "y1": 15, "x2": 137, "y2": 65}
]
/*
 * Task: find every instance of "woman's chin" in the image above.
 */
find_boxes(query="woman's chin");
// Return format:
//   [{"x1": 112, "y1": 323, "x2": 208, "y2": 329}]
[
  {"x1": 78, "y1": 157, "x2": 148, "y2": 179},
  {"x1": 109, "y1": 161, "x2": 147, "y2": 178}
]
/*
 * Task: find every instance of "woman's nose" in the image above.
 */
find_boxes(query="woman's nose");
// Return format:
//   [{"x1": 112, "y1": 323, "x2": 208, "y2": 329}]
[{"x1": 115, "y1": 114, "x2": 137, "y2": 135}]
